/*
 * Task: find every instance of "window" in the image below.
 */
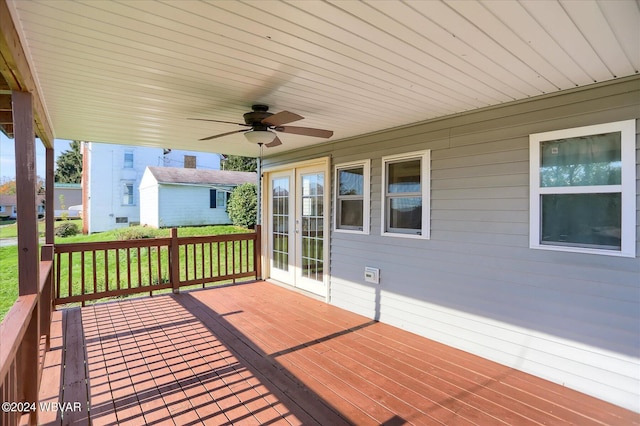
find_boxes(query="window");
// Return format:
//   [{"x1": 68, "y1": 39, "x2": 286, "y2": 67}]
[
  {"x1": 184, "y1": 155, "x2": 196, "y2": 169},
  {"x1": 334, "y1": 160, "x2": 370, "y2": 233},
  {"x1": 210, "y1": 189, "x2": 229, "y2": 209},
  {"x1": 381, "y1": 151, "x2": 430, "y2": 238},
  {"x1": 115, "y1": 217, "x2": 128, "y2": 224},
  {"x1": 529, "y1": 120, "x2": 635, "y2": 257},
  {"x1": 122, "y1": 183, "x2": 134, "y2": 205},
  {"x1": 123, "y1": 151, "x2": 134, "y2": 168}
]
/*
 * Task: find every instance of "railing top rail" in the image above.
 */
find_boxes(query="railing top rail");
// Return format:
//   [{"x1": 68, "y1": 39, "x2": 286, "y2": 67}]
[
  {"x1": 177, "y1": 232, "x2": 256, "y2": 245},
  {"x1": 55, "y1": 237, "x2": 173, "y2": 252},
  {"x1": 0, "y1": 293, "x2": 37, "y2": 381}
]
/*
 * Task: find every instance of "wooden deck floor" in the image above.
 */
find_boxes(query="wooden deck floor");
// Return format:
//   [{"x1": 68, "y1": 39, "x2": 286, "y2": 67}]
[{"x1": 38, "y1": 281, "x2": 638, "y2": 425}]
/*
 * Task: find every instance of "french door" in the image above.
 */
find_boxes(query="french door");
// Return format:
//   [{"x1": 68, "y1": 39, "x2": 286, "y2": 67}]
[{"x1": 267, "y1": 163, "x2": 327, "y2": 297}]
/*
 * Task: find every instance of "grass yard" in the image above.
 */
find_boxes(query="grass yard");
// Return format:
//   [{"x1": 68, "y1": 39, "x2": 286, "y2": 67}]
[{"x1": 0, "y1": 224, "x2": 251, "y2": 321}]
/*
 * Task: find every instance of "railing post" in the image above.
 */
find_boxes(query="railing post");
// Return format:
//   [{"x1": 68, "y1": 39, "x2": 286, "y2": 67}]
[
  {"x1": 170, "y1": 228, "x2": 180, "y2": 294},
  {"x1": 40, "y1": 244, "x2": 54, "y2": 349},
  {"x1": 254, "y1": 225, "x2": 262, "y2": 280}
]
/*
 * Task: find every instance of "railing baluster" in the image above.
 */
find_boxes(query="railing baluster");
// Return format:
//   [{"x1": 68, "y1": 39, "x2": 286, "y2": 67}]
[
  {"x1": 147, "y1": 246, "x2": 152, "y2": 287},
  {"x1": 115, "y1": 248, "x2": 121, "y2": 291},
  {"x1": 232, "y1": 240, "x2": 236, "y2": 282},
  {"x1": 81, "y1": 251, "x2": 86, "y2": 297},
  {"x1": 68, "y1": 252, "x2": 73, "y2": 301},
  {"x1": 127, "y1": 247, "x2": 131, "y2": 288},
  {"x1": 156, "y1": 245, "x2": 162, "y2": 295},
  {"x1": 217, "y1": 241, "x2": 221, "y2": 279},
  {"x1": 102, "y1": 249, "x2": 109, "y2": 306},
  {"x1": 137, "y1": 247, "x2": 142, "y2": 288},
  {"x1": 92, "y1": 250, "x2": 97, "y2": 295},
  {"x1": 209, "y1": 243, "x2": 213, "y2": 278},
  {"x1": 200, "y1": 243, "x2": 205, "y2": 286},
  {"x1": 185, "y1": 244, "x2": 190, "y2": 282}
]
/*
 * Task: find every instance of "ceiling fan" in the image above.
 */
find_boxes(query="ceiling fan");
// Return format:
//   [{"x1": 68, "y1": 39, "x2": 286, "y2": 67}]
[{"x1": 189, "y1": 104, "x2": 333, "y2": 147}]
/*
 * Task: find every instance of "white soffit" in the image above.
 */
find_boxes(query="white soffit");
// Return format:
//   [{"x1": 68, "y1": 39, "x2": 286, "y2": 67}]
[{"x1": 8, "y1": 0, "x2": 639, "y2": 156}]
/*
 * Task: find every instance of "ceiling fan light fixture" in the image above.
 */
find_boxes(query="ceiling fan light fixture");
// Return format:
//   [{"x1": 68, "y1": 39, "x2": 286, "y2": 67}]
[{"x1": 244, "y1": 129, "x2": 276, "y2": 144}]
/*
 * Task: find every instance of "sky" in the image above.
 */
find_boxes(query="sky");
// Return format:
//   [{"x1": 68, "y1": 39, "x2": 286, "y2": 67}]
[{"x1": 0, "y1": 133, "x2": 72, "y2": 181}]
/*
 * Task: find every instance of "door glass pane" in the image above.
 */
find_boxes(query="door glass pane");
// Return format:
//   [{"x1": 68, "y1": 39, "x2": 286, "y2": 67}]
[
  {"x1": 301, "y1": 173, "x2": 324, "y2": 282},
  {"x1": 540, "y1": 132, "x2": 621, "y2": 187},
  {"x1": 272, "y1": 177, "x2": 289, "y2": 271},
  {"x1": 541, "y1": 193, "x2": 621, "y2": 250}
]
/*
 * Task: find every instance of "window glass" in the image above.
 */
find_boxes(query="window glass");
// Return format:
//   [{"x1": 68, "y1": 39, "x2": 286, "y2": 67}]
[
  {"x1": 339, "y1": 200, "x2": 363, "y2": 228},
  {"x1": 122, "y1": 183, "x2": 133, "y2": 205},
  {"x1": 389, "y1": 197, "x2": 422, "y2": 230},
  {"x1": 216, "y1": 191, "x2": 226, "y2": 208},
  {"x1": 540, "y1": 132, "x2": 621, "y2": 187},
  {"x1": 541, "y1": 193, "x2": 621, "y2": 250},
  {"x1": 335, "y1": 161, "x2": 369, "y2": 232},
  {"x1": 338, "y1": 167, "x2": 364, "y2": 196},
  {"x1": 388, "y1": 160, "x2": 420, "y2": 193},
  {"x1": 124, "y1": 152, "x2": 134, "y2": 168}
]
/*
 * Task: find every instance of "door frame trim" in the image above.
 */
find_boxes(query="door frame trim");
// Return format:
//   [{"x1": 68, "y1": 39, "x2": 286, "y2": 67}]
[{"x1": 262, "y1": 156, "x2": 331, "y2": 301}]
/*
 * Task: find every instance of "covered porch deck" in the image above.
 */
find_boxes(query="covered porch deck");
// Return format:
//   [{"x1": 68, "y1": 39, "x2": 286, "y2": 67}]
[{"x1": 38, "y1": 281, "x2": 636, "y2": 426}]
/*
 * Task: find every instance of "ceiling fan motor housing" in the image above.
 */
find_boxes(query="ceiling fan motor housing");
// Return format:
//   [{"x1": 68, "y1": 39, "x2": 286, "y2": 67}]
[{"x1": 243, "y1": 104, "x2": 273, "y2": 128}]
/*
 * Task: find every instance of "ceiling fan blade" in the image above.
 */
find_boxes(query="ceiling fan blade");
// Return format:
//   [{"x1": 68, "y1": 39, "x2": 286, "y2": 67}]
[
  {"x1": 262, "y1": 110, "x2": 303, "y2": 126},
  {"x1": 266, "y1": 136, "x2": 283, "y2": 148},
  {"x1": 189, "y1": 118, "x2": 249, "y2": 126},
  {"x1": 275, "y1": 126, "x2": 333, "y2": 138},
  {"x1": 199, "y1": 129, "x2": 248, "y2": 141}
]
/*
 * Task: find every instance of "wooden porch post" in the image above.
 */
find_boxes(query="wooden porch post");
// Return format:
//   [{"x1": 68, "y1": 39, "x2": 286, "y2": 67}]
[
  {"x1": 170, "y1": 228, "x2": 180, "y2": 293},
  {"x1": 13, "y1": 90, "x2": 40, "y2": 425},
  {"x1": 45, "y1": 145, "x2": 54, "y2": 244},
  {"x1": 13, "y1": 91, "x2": 40, "y2": 295}
]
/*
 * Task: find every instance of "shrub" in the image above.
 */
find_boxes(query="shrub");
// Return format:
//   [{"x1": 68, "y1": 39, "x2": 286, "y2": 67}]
[
  {"x1": 114, "y1": 226, "x2": 161, "y2": 240},
  {"x1": 227, "y1": 183, "x2": 257, "y2": 228},
  {"x1": 55, "y1": 221, "x2": 79, "y2": 237}
]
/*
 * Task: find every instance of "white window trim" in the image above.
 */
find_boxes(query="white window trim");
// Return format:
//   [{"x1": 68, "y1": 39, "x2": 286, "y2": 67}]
[
  {"x1": 381, "y1": 150, "x2": 431, "y2": 239},
  {"x1": 529, "y1": 119, "x2": 636, "y2": 257},
  {"x1": 334, "y1": 159, "x2": 370, "y2": 235}
]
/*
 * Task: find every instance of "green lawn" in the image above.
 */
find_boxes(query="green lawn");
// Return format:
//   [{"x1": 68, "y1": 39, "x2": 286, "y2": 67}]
[
  {"x1": 0, "y1": 219, "x2": 82, "y2": 239},
  {"x1": 0, "y1": 224, "x2": 251, "y2": 321}
]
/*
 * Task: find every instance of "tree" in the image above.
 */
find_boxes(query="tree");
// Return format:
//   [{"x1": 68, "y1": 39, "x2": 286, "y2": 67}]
[
  {"x1": 55, "y1": 140, "x2": 83, "y2": 183},
  {"x1": 0, "y1": 180, "x2": 15, "y2": 194},
  {"x1": 227, "y1": 183, "x2": 257, "y2": 228},
  {"x1": 221, "y1": 155, "x2": 256, "y2": 172},
  {"x1": 0, "y1": 176, "x2": 44, "y2": 194}
]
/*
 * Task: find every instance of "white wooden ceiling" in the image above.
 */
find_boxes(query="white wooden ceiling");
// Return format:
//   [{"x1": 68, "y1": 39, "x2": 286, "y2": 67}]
[{"x1": 7, "y1": 0, "x2": 640, "y2": 157}]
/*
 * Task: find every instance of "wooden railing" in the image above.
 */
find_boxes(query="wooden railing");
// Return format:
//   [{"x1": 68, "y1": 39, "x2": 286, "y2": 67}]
[
  {"x1": 0, "y1": 227, "x2": 261, "y2": 425},
  {"x1": 0, "y1": 245, "x2": 55, "y2": 426},
  {"x1": 53, "y1": 227, "x2": 261, "y2": 306}
]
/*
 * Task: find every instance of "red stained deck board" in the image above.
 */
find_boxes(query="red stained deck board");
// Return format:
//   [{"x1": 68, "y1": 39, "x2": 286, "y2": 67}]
[{"x1": 37, "y1": 281, "x2": 638, "y2": 426}]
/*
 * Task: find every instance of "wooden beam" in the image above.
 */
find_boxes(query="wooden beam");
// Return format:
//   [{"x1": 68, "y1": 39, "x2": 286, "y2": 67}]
[
  {"x1": 13, "y1": 90, "x2": 39, "y2": 296},
  {"x1": 0, "y1": 0, "x2": 53, "y2": 147},
  {"x1": 0, "y1": 94, "x2": 11, "y2": 110}
]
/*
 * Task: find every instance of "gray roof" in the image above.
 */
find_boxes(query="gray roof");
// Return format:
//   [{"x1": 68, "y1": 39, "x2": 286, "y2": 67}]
[{"x1": 146, "y1": 167, "x2": 256, "y2": 186}]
